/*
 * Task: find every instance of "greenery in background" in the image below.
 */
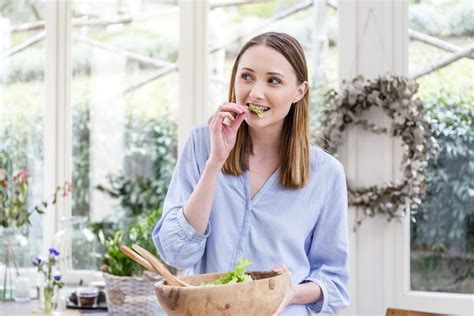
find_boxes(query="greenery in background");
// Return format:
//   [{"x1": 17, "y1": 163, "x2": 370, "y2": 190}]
[
  {"x1": 0, "y1": 167, "x2": 68, "y2": 228},
  {"x1": 72, "y1": 100, "x2": 91, "y2": 217},
  {"x1": 2, "y1": 1, "x2": 179, "y2": 277},
  {"x1": 412, "y1": 93, "x2": 474, "y2": 253},
  {"x1": 0, "y1": 113, "x2": 42, "y2": 172},
  {"x1": 409, "y1": 1, "x2": 474, "y2": 37},
  {"x1": 90, "y1": 110, "x2": 177, "y2": 274},
  {"x1": 447, "y1": 1, "x2": 474, "y2": 37},
  {"x1": 94, "y1": 27, "x2": 178, "y2": 65},
  {"x1": 409, "y1": 4, "x2": 445, "y2": 36},
  {"x1": 410, "y1": 93, "x2": 474, "y2": 291},
  {"x1": 0, "y1": 0, "x2": 44, "y2": 24},
  {"x1": 124, "y1": 113, "x2": 177, "y2": 190},
  {"x1": 95, "y1": 115, "x2": 176, "y2": 239},
  {"x1": 102, "y1": 207, "x2": 162, "y2": 276}
]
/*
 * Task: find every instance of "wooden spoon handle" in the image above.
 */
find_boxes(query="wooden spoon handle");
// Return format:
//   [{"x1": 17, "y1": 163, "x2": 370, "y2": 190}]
[
  {"x1": 120, "y1": 245, "x2": 155, "y2": 272},
  {"x1": 132, "y1": 244, "x2": 189, "y2": 287}
]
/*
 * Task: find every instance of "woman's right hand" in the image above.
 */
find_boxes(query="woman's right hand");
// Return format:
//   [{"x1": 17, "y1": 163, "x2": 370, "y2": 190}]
[{"x1": 207, "y1": 103, "x2": 248, "y2": 165}]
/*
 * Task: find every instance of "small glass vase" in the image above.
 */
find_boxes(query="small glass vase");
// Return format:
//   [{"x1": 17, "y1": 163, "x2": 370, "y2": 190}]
[{"x1": 41, "y1": 284, "x2": 57, "y2": 314}]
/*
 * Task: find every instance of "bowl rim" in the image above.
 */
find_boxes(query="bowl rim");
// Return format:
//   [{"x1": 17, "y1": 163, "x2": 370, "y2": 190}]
[{"x1": 154, "y1": 270, "x2": 289, "y2": 291}]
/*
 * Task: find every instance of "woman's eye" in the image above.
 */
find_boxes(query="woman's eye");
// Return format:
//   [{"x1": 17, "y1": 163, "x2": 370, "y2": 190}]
[
  {"x1": 269, "y1": 78, "x2": 281, "y2": 85},
  {"x1": 241, "y1": 74, "x2": 252, "y2": 80}
]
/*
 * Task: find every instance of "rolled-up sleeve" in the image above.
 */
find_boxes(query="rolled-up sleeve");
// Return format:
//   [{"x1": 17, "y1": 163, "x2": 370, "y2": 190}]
[
  {"x1": 304, "y1": 162, "x2": 350, "y2": 314},
  {"x1": 152, "y1": 125, "x2": 211, "y2": 269}
]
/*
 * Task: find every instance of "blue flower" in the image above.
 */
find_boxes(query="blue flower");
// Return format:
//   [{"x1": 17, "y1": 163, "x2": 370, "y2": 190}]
[
  {"x1": 53, "y1": 274, "x2": 61, "y2": 281},
  {"x1": 49, "y1": 248, "x2": 60, "y2": 257},
  {"x1": 33, "y1": 257, "x2": 42, "y2": 265}
]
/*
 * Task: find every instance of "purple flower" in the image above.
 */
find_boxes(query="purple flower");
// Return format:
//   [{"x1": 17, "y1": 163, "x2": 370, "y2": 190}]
[
  {"x1": 53, "y1": 274, "x2": 61, "y2": 281},
  {"x1": 33, "y1": 257, "x2": 42, "y2": 265},
  {"x1": 49, "y1": 248, "x2": 59, "y2": 257}
]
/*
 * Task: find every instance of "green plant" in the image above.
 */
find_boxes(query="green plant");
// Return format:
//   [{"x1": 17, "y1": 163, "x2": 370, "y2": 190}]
[
  {"x1": 0, "y1": 167, "x2": 72, "y2": 228},
  {"x1": 95, "y1": 115, "x2": 176, "y2": 238},
  {"x1": 72, "y1": 101, "x2": 91, "y2": 217},
  {"x1": 96, "y1": 174, "x2": 163, "y2": 219},
  {"x1": 124, "y1": 116, "x2": 177, "y2": 185},
  {"x1": 102, "y1": 207, "x2": 162, "y2": 276},
  {"x1": 412, "y1": 92, "x2": 474, "y2": 255}
]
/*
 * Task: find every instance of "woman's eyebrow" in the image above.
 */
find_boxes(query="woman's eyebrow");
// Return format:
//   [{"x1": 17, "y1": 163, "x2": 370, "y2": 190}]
[
  {"x1": 240, "y1": 67, "x2": 285, "y2": 77},
  {"x1": 268, "y1": 72, "x2": 284, "y2": 77}
]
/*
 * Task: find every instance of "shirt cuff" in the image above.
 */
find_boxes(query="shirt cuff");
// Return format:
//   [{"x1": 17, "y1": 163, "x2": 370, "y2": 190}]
[
  {"x1": 176, "y1": 208, "x2": 211, "y2": 242},
  {"x1": 302, "y1": 273, "x2": 329, "y2": 313}
]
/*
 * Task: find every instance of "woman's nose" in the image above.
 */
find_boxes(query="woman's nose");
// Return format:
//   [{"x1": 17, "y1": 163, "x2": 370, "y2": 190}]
[{"x1": 249, "y1": 81, "x2": 265, "y2": 99}]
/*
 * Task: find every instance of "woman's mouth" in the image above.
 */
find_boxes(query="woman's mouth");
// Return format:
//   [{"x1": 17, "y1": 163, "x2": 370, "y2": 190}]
[{"x1": 246, "y1": 103, "x2": 270, "y2": 118}]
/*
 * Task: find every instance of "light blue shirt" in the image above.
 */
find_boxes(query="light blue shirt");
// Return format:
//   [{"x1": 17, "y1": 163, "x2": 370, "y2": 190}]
[{"x1": 153, "y1": 123, "x2": 350, "y2": 315}]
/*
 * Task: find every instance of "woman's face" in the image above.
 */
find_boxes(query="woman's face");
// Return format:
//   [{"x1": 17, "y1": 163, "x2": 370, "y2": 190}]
[{"x1": 234, "y1": 44, "x2": 307, "y2": 131}]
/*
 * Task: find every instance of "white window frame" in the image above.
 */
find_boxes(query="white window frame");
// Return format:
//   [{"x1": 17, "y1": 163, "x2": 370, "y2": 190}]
[
  {"x1": 43, "y1": 0, "x2": 72, "y2": 252},
  {"x1": 178, "y1": 0, "x2": 208, "y2": 154},
  {"x1": 38, "y1": 0, "x2": 201, "y2": 283},
  {"x1": 40, "y1": 0, "x2": 91, "y2": 284},
  {"x1": 394, "y1": 217, "x2": 474, "y2": 314}
]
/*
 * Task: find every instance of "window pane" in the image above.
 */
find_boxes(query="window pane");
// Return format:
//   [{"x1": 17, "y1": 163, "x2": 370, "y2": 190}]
[
  {"x1": 70, "y1": 1, "x2": 178, "y2": 229},
  {"x1": 0, "y1": 0, "x2": 45, "y2": 267},
  {"x1": 409, "y1": 0, "x2": 474, "y2": 294},
  {"x1": 207, "y1": 0, "x2": 338, "y2": 134}
]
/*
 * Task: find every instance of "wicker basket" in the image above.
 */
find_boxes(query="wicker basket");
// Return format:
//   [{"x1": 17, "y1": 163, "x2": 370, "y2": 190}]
[{"x1": 103, "y1": 271, "x2": 164, "y2": 316}]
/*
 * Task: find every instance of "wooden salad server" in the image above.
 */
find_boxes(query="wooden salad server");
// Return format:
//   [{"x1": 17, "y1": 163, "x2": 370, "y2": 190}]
[
  {"x1": 130, "y1": 244, "x2": 190, "y2": 287},
  {"x1": 120, "y1": 245, "x2": 155, "y2": 272}
]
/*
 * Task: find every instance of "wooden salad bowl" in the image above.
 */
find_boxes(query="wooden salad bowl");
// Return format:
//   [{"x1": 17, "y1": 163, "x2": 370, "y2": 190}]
[{"x1": 155, "y1": 271, "x2": 290, "y2": 316}]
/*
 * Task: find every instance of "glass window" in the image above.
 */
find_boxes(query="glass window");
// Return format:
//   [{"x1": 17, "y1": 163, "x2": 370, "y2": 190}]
[
  {"x1": 207, "y1": 0, "x2": 338, "y2": 137},
  {"x1": 70, "y1": 1, "x2": 179, "y2": 227},
  {"x1": 0, "y1": 0, "x2": 46, "y2": 266},
  {"x1": 409, "y1": 0, "x2": 474, "y2": 294}
]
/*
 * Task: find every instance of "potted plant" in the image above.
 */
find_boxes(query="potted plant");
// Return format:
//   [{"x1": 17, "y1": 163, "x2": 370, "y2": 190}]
[
  {"x1": 101, "y1": 208, "x2": 167, "y2": 316},
  {"x1": 0, "y1": 166, "x2": 71, "y2": 301}
]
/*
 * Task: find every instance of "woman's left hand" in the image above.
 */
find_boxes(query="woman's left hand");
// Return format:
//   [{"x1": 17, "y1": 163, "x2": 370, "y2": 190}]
[{"x1": 271, "y1": 264, "x2": 295, "y2": 316}]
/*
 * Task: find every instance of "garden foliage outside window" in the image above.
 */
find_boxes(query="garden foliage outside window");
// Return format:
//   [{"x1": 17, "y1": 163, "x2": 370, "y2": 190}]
[{"x1": 408, "y1": 0, "x2": 474, "y2": 295}]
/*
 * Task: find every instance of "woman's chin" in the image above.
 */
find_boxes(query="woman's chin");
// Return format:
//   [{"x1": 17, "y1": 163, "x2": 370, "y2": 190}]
[{"x1": 244, "y1": 115, "x2": 268, "y2": 128}]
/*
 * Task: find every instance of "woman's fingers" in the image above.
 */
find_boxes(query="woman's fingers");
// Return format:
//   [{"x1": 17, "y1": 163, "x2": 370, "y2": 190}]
[
  {"x1": 218, "y1": 103, "x2": 247, "y2": 115},
  {"x1": 272, "y1": 263, "x2": 290, "y2": 273},
  {"x1": 210, "y1": 103, "x2": 248, "y2": 128},
  {"x1": 210, "y1": 111, "x2": 236, "y2": 131},
  {"x1": 229, "y1": 111, "x2": 246, "y2": 129}
]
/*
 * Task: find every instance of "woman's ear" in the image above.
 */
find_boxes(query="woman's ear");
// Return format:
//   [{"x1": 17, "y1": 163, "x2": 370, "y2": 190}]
[{"x1": 292, "y1": 81, "x2": 309, "y2": 103}]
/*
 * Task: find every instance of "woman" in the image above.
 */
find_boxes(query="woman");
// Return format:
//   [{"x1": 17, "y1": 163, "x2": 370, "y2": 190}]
[{"x1": 153, "y1": 32, "x2": 350, "y2": 315}]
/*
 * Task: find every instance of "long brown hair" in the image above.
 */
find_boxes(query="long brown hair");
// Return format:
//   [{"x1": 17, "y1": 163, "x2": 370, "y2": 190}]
[{"x1": 223, "y1": 32, "x2": 310, "y2": 188}]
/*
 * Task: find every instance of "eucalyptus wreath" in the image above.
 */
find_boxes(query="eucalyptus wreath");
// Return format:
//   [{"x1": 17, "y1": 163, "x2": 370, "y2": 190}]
[{"x1": 316, "y1": 75, "x2": 440, "y2": 228}]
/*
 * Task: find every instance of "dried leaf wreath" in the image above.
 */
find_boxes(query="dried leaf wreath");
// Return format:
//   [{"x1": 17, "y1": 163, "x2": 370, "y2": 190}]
[{"x1": 316, "y1": 75, "x2": 440, "y2": 229}]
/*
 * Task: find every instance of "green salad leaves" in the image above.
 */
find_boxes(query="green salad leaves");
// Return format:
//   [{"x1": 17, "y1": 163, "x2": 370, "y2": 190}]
[
  {"x1": 248, "y1": 103, "x2": 264, "y2": 118},
  {"x1": 203, "y1": 258, "x2": 253, "y2": 285}
]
